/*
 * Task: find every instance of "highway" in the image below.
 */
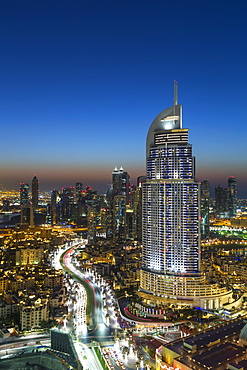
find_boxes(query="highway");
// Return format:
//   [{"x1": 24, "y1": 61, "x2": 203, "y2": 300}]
[
  {"x1": 61, "y1": 244, "x2": 131, "y2": 370},
  {"x1": 61, "y1": 245, "x2": 115, "y2": 343}
]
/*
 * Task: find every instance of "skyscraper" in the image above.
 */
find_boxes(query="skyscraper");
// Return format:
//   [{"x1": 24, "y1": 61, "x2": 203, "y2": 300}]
[
  {"x1": 31, "y1": 175, "x2": 39, "y2": 210},
  {"x1": 50, "y1": 190, "x2": 61, "y2": 225},
  {"x1": 113, "y1": 195, "x2": 126, "y2": 241},
  {"x1": 76, "y1": 182, "x2": 83, "y2": 199},
  {"x1": 87, "y1": 205, "x2": 97, "y2": 245},
  {"x1": 142, "y1": 80, "x2": 200, "y2": 277},
  {"x1": 20, "y1": 183, "x2": 33, "y2": 226},
  {"x1": 112, "y1": 166, "x2": 130, "y2": 199},
  {"x1": 228, "y1": 176, "x2": 237, "y2": 217},
  {"x1": 215, "y1": 177, "x2": 237, "y2": 218},
  {"x1": 215, "y1": 184, "x2": 229, "y2": 217},
  {"x1": 20, "y1": 183, "x2": 29, "y2": 206},
  {"x1": 140, "y1": 83, "x2": 233, "y2": 308}
]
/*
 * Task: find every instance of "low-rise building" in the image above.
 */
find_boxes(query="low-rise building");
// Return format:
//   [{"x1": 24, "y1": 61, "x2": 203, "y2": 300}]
[
  {"x1": 20, "y1": 298, "x2": 49, "y2": 330},
  {"x1": 156, "y1": 319, "x2": 247, "y2": 370}
]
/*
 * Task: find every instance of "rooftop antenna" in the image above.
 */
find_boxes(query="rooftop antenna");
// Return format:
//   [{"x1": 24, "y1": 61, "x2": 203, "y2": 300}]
[{"x1": 174, "y1": 80, "x2": 178, "y2": 105}]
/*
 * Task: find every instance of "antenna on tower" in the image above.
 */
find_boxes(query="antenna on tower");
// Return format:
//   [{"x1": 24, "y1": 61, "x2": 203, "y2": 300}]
[{"x1": 174, "y1": 80, "x2": 178, "y2": 105}]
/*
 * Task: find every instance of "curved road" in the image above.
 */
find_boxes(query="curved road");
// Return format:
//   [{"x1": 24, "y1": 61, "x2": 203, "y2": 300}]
[{"x1": 61, "y1": 245, "x2": 115, "y2": 344}]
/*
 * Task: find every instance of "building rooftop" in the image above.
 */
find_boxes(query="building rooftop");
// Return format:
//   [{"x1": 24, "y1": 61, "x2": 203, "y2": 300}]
[
  {"x1": 160, "y1": 318, "x2": 247, "y2": 370},
  {"x1": 192, "y1": 342, "x2": 243, "y2": 369}
]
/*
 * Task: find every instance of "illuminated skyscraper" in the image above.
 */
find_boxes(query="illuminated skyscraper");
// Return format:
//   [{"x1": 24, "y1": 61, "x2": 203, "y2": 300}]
[
  {"x1": 228, "y1": 176, "x2": 237, "y2": 217},
  {"x1": 50, "y1": 190, "x2": 60, "y2": 225},
  {"x1": 113, "y1": 195, "x2": 126, "y2": 241},
  {"x1": 20, "y1": 183, "x2": 33, "y2": 226},
  {"x1": 140, "y1": 83, "x2": 233, "y2": 308},
  {"x1": 215, "y1": 184, "x2": 229, "y2": 217},
  {"x1": 31, "y1": 175, "x2": 39, "y2": 210},
  {"x1": 112, "y1": 166, "x2": 130, "y2": 199},
  {"x1": 142, "y1": 80, "x2": 200, "y2": 278},
  {"x1": 87, "y1": 205, "x2": 97, "y2": 245},
  {"x1": 20, "y1": 183, "x2": 29, "y2": 206},
  {"x1": 76, "y1": 182, "x2": 83, "y2": 199},
  {"x1": 215, "y1": 177, "x2": 237, "y2": 218}
]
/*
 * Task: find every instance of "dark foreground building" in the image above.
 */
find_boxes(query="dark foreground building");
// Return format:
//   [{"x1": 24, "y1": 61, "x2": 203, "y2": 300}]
[{"x1": 156, "y1": 318, "x2": 247, "y2": 370}]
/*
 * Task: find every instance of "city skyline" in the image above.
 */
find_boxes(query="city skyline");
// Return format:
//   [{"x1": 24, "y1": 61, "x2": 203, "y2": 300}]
[{"x1": 1, "y1": 1, "x2": 247, "y2": 196}]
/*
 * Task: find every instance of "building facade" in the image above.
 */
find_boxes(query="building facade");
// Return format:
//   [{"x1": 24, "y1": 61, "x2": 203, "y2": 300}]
[
  {"x1": 215, "y1": 176, "x2": 237, "y2": 218},
  {"x1": 200, "y1": 179, "x2": 210, "y2": 236},
  {"x1": 31, "y1": 175, "x2": 39, "y2": 209},
  {"x1": 112, "y1": 166, "x2": 130, "y2": 200},
  {"x1": 228, "y1": 176, "x2": 237, "y2": 217},
  {"x1": 20, "y1": 183, "x2": 29, "y2": 206},
  {"x1": 140, "y1": 83, "x2": 234, "y2": 308}
]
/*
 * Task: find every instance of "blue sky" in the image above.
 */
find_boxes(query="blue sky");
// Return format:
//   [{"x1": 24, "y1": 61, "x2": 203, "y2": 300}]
[{"x1": 1, "y1": 0, "x2": 247, "y2": 196}]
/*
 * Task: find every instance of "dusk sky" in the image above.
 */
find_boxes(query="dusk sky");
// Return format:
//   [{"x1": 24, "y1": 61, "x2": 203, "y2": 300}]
[{"x1": 1, "y1": 0, "x2": 247, "y2": 197}]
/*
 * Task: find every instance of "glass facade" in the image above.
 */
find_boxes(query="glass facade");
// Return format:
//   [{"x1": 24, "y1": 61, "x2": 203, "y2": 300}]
[
  {"x1": 140, "y1": 86, "x2": 233, "y2": 305},
  {"x1": 141, "y1": 92, "x2": 201, "y2": 296},
  {"x1": 143, "y1": 127, "x2": 200, "y2": 276}
]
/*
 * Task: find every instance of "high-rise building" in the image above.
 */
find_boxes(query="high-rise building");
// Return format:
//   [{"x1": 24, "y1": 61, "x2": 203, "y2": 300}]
[
  {"x1": 113, "y1": 195, "x2": 126, "y2": 241},
  {"x1": 112, "y1": 166, "x2": 130, "y2": 199},
  {"x1": 61, "y1": 186, "x2": 76, "y2": 221},
  {"x1": 20, "y1": 183, "x2": 29, "y2": 206},
  {"x1": 215, "y1": 177, "x2": 237, "y2": 218},
  {"x1": 140, "y1": 82, "x2": 233, "y2": 308},
  {"x1": 201, "y1": 180, "x2": 210, "y2": 235},
  {"x1": 75, "y1": 182, "x2": 83, "y2": 199},
  {"x1": 87, "y1": 205, "x2": 97, "y2": 245},
  {"x1": 141, "y1": 81, "x2": 200, "y2": 278},
  {"x1": 31, "y1": 175, "x2": 39, "y2": 209},
  {"x1": 215, "y1": 184, "x2": 229, "y2": 217},
  {"x1": 228, "y1": 176, "x2": 237, "y2": 217},
  {"x1": 20, "y1": 183, "x2": 34, "y2": 226},
  {"x1": 50, "y1": 190, "x2": 61, "y2": 225}
]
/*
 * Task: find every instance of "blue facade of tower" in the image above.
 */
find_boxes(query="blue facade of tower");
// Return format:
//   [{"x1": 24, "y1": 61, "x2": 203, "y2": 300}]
[{"x1": 142, "y1": 85, "x2": 200, "y2": 277}]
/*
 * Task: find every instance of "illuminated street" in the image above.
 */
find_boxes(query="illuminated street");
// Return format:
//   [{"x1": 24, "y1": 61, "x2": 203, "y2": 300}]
[
  {"x1": 61, "y1": 243, "x2": 115, "y2": 343},
  {"x1": 60, "y1": 242, "x2": 146, "y2": 370}
]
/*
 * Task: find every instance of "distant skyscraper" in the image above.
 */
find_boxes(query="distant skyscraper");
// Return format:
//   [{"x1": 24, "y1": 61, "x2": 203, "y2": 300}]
[
  {"x1": 20, "y1": 183, "x2": 34, "y2": 226},
  {"x1": 201, "y1": 180, "x2": 210, "y2": 235},
  {"x1": 112, "y1": 166, "x2": 130, "y2": 199},
  {"x1": 20, "y1": 183, "x2": 29, "y2": 206},
  {"x1": 215, "y1": 184, "x2": 228, "y2": 217},
  {"x1": 113, "y1": 195, "x2": 126, "y2": 241},
  {"x1": 76, "y1": 182, "x2": 83, "y2": 199},
  {"x1": 87, "y1": 205, "x2": 97, "y2": 245},
  {"x1": 61, "y1": 186, "x2": 76, "y2": 220},
  {"x1": 50, "y1": 190, "x2": 60, "y2": 225},
  {"x1": 31, "y1": 175, "x2": 39, "y2": 209},
  {"x1": 215, "y1": 178, "x2": 237, "y2": 218},
  {"x1": 109, "y1": 166, "x2": 130, "y2": 239},
  {"x1": 228, "y1": 176, "x2": 237, "y2": 217}
]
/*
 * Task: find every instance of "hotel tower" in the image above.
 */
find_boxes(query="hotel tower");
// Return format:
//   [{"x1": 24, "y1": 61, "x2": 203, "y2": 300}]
[{"x1": 140, "y1": 82, "x2": 234, "y2": 309}]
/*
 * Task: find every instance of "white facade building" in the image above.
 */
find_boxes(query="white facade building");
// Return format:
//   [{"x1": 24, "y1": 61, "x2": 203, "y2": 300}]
[{"x1": 140, "y1": 83, "x2": 234, "y2": 309}]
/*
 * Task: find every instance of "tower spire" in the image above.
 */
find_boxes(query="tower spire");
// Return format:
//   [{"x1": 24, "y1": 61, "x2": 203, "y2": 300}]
[{"x1": 174, "y1": 80, "x2": 178, "y2": 105}]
